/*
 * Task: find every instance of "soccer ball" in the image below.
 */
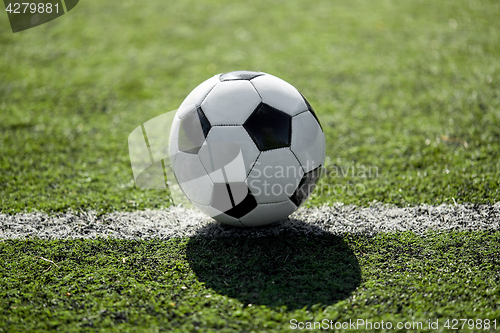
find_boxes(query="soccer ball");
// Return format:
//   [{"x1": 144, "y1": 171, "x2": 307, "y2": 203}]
[{"x1": 169, "y1": 71, "x2": 325, "y2": 227}]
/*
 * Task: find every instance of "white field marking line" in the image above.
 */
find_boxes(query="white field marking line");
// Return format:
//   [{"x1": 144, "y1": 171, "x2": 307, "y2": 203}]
[{"x1": 0, "y1": 203, "x2": 499, "y2": 240}]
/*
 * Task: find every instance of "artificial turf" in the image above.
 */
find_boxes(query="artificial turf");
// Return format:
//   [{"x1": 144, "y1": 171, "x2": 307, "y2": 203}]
[
  {"x1": 0, "y1": 232, "x2": 499, "y2": 332},
  {"x1": 1, "y1": 0, "x2": 499, "y2": 213},
  {"x1": 1, "y1": 0, "x2": 500, "y2": 331}
]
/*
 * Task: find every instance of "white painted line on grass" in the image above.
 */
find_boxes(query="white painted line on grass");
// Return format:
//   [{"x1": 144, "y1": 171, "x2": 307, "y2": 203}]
[{"x1": 1, "y1": 203, "x2": 499, "y2": 239}]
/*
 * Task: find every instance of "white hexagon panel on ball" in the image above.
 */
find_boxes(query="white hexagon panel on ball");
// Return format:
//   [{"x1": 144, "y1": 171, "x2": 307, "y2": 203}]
[
  {"x1": 198, "y1": 126, "x2": 260, "y2": 183},
  {"x1": 239, "y1": 200, "x2": 297, "y2": 227},
  {"x1": 291, "y1": 111, "x2": 326, "y2": 173},
  {"x1": 250, "y1": 74, "x2": 308, "y2": 116},
  {"x1": 173, "y1": 152, "x2": 213, "y2": 206},
  {"x1": 201, "y1": 80, "x2": 261, "y2": 125},
  {"x1": 247, "y1": 148, "x2": 304, "y2": 204}
]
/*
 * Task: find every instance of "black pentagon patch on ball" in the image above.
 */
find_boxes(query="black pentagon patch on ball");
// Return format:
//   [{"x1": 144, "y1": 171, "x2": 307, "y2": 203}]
[
  {"x1": 290, "y1": 166, "x2": 322, "y2": 207},
  {"x1": 211, "y1": 182, "x2": 257, "y2": 219},
  {"x1": 243, "y1": 103, "x2": 292, "y2": 151},
  {"x1": 220, "y1": 71, "x2": 264, "y2": 82},
  {"x1": 301, "y1": 93, "x2": 322, "y2": 130},
  {"x1": 178, "y1": 107, "x2": 211, "y2": 154}
]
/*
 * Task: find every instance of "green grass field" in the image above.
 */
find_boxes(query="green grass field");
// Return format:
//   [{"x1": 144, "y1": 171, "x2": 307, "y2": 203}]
[
  {"x1": 1, "y1": 0, "x2": 499, "y2": 331},
  {"x1": 1, "y1": 232, "x2": 499, "y2": 332}
]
